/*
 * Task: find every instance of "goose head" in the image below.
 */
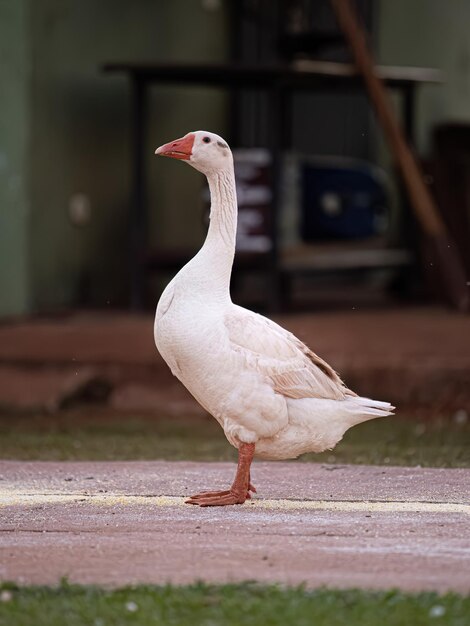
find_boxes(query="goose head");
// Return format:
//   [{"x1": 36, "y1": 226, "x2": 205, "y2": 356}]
[{"x1": 155, "y1": 130, "x2": 232, "y2": 174}]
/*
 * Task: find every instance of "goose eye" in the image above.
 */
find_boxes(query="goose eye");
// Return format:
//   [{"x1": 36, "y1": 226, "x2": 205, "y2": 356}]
[{"x1": 202, "y1": 136, "x2": 211, "y2": 144}]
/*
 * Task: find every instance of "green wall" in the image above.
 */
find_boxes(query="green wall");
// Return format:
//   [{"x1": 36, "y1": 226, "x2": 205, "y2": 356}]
[
  {"x1": 0, "y1": 0, "x2": 228, "y2": 316},
  {"x1": 0, "y1": 0, "x2": 31, "y2": 316},
  {"x1": 29, "y1": 0, "x2": 229, "y2": 310}
]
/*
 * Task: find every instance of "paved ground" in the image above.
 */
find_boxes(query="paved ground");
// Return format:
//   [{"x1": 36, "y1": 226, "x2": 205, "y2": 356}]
[{"x1": 1, "y1": 461, "x2": 469, "y2": 592}]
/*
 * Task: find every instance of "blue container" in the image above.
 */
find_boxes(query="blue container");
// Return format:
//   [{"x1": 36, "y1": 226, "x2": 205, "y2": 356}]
[{"x1": 300, "y1": 158, "x2": 389, "y2": 241}]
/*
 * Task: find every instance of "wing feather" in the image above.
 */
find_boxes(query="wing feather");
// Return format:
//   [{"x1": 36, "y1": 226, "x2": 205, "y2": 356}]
[{"x1": 225, "y1": 307, "x2": 354, "y2": 401}]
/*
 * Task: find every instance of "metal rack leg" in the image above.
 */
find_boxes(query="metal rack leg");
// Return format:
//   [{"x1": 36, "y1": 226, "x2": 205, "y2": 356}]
[
  {"x1": 130, "y1": 75, "x2": 147, "y2": 310},
  {"x1": 397, "y1": 84, "x2": 421, "y2": 298},
  {"x1": 267, "y1": 86, "x2": 283, "y2": 312}
]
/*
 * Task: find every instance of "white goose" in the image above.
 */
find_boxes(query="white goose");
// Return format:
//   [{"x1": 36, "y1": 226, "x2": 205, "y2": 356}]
[{"x1": 154, "y1": 130, "x2": 394, "y2": 507}]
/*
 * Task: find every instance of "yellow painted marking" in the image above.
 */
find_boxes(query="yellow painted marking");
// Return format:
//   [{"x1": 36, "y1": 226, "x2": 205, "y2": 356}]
[{"x1": 0, "y1": 491, "x2": 468, "y2": 515}]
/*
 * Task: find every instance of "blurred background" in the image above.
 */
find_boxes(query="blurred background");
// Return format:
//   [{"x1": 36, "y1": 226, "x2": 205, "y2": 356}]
[{"x1": 0, "y1": 0, "x2": 469, "y2": 466}]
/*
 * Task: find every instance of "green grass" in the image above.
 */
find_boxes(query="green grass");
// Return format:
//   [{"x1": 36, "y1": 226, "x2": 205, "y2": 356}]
[
  {"x1": 0, "y1": 410, "x2": 468, "y2": 467},
  {"x1": 0, "y1": 582, "x2": 468, "y2": 626}
]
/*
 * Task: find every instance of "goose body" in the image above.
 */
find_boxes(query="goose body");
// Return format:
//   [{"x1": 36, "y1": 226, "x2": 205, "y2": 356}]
[{"x1": 154, "y1": 131, "x2": 394, "y2": 505}]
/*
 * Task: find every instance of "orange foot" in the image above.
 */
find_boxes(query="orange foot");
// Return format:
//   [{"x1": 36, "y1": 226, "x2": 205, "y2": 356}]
[
  {"x1": 185, "y1": 442, "x2": 256, "y2": 507},
  {"x1": 186, "y1": 483, "x2": 257, "y2": 507}
]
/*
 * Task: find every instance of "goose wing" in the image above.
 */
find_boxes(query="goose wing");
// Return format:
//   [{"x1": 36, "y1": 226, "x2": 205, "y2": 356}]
[{"x1": 225, "y1": 306, "x2": 354, "y2": 401}]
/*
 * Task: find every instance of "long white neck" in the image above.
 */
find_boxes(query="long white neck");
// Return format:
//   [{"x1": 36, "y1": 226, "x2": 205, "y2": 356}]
[
  {"x1": 205, "y1": 167, "x2": 238, "y2": 261},
  {"x1": 180, "y1": 165, "x2": 238, "y2": 301}
]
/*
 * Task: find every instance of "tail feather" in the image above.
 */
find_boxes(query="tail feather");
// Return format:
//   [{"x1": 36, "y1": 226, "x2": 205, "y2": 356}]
[{"x1": 346, "y1": 396, "x2": 395, "y2": 426}]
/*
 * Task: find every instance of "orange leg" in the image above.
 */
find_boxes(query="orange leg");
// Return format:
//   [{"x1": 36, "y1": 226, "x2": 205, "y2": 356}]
[{"x1": 186, "y1": 442, "x2": 256, "y2": 507}]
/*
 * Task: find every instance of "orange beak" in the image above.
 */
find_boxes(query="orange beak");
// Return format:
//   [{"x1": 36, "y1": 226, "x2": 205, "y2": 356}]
[{"x1": 155, "y1": 133, "x2": 195, "y2": 160}]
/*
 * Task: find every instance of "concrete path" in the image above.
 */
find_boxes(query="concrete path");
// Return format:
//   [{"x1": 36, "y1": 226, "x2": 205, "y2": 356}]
[{"x1": 0, "y1": 461, "x2": 469, "y2": 592}]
